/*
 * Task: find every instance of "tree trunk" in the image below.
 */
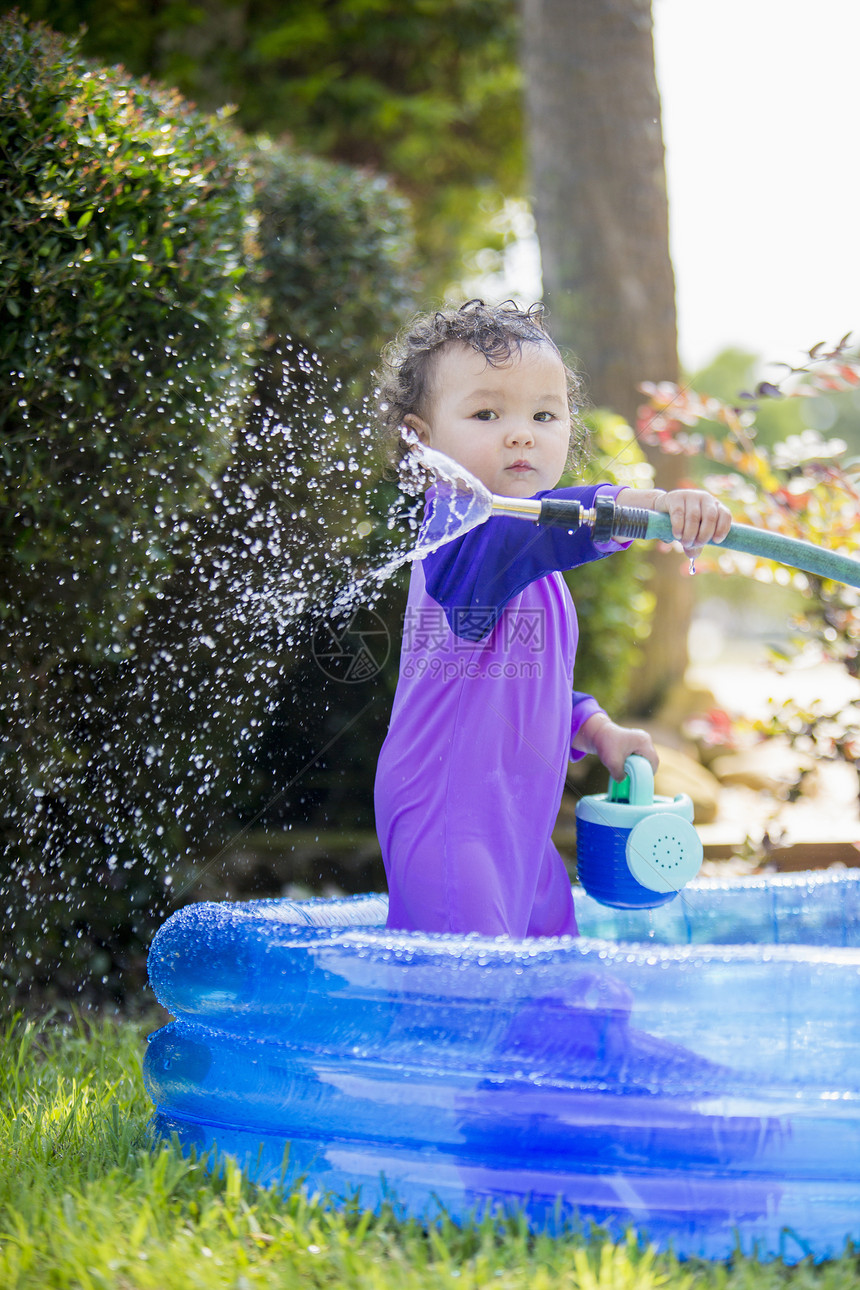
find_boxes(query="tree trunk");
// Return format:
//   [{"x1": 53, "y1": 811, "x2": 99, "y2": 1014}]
[{"x1": 521, "y1": 0, "x2": 692, "y2": 714}]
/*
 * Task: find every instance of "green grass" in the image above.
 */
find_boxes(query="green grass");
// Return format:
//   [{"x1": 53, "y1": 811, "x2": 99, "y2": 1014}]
[{"x1": 0, "y1": 1013, "x2": 857, "y2": 1290}]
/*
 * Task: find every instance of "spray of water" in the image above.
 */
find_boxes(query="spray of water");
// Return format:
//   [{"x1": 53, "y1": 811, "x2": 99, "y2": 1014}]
[
  {"x1": 407, "y1": 439, "x2": 493, "y2": 551},
  {"x1": 2, "y1": 332, "x2": 513, "y2": 1006},
  {"x1": 325, "y1": 431, "x2": 492, "y2": 618},
  {"x1": 2, "y1": 347, "x2": 459, "y2": 1001}
]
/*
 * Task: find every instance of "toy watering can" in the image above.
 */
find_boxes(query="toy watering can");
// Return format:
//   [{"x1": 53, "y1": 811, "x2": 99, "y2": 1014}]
[{"x1": 575, "y1": 754, "x2": 703, "y2": 910}]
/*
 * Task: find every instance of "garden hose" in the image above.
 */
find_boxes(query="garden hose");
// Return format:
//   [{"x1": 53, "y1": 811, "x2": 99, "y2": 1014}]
[{"x1": 489, "y1": 493, "x2": 860, "y2": 590}]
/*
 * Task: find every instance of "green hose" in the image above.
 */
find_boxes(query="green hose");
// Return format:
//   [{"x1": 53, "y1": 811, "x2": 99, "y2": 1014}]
[
  {"x1": 493, "y1": 492, "x2": 860, "y2": 590},
  {"x1": 639, "y1": 510, "x2": 860, "y2": 590}
]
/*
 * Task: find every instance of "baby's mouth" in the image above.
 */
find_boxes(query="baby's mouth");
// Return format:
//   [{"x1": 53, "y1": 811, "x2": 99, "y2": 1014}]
[{"x1": 506, "y1": 460, "x2": 534, "y2": 472}]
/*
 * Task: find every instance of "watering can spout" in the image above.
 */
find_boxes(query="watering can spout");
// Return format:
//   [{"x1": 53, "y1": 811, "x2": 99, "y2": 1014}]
[{"x1": 575, "y1": 754, "x2": 703, "y2": 910}]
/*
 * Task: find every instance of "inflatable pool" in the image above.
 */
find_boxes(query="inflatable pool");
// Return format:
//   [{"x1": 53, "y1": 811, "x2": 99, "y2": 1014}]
[{"x1": 145, "y1": 870, "x2": 860, "y2": 1262}]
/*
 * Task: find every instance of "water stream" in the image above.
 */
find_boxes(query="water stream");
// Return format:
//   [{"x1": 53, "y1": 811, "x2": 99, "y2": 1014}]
[
  {"x1": 5, "y1": 351, "x2": 477, "y2": 997},
  {"x1": 328, "y1": 436, "x2": 494, "y2": 620}
]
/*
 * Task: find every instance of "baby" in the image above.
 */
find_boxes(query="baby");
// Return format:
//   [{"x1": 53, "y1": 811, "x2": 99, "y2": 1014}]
[{"x1": 374, "y1": 300, "x2": 730, "y2": 938}]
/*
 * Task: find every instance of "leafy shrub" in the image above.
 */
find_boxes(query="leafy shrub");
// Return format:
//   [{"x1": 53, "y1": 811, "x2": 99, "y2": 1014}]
[
  {"x1": 0, "y1": 15, "x2": 418, "y2": 1001},
  {"x1": 142, "y1": 141, "x2": 418, "y2": 845},
  {"x1": 0, "y1": 13, "x2": 257, "y2": 661},
  {"x1": 228, "y1": 137, "x2": 415, "y2": 636},
  {"x1": 637, "y1": 340, "x2": 860, "y2": 846},
  {"x1": 251, "y1": 137, "x2": 415, "y2": 387},
  {"x1": 0, "y1": 12, "x2": 261, "y2": 996},
  {"x1": 562, "y1": 411, "x2": 656, "y2": 716},
  {"x1": 199, "y1": 142, "x2": 416, "y2": 838}
]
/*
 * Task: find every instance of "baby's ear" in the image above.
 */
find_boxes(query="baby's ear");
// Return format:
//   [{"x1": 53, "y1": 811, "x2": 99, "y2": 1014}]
[{"x1": 403, "y1": 413, "x2": 431, "y2": 445}]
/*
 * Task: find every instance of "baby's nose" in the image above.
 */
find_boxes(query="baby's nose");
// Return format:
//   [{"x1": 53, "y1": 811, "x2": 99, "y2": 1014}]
[{"x1": 507, "y1": 422, "x2": 535, "y2": 445}]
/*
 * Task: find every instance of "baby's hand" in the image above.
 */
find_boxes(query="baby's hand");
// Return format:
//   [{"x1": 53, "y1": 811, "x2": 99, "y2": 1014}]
[
  {"x1": 577, "y1": 715, "x2": 658, "y2": 783},
  {"x1": 655, "y1": 489, "x2": 732, "y2": 557}
]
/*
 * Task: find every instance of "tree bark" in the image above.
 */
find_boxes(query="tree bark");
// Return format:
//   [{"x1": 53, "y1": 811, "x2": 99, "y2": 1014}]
[{"x1": 521, "y1": 0, "x2": 693, "y2": 713}]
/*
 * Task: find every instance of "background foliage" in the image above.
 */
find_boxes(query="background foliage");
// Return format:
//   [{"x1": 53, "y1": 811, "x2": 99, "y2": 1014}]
[
  {"x1": 0, "y1": 14, "x2": 256, "y2": 658},
  {"x1": 0, "y1": 12, "x2": 256, "y2": 995},
  {"x1": 638, "y1": 340, "x2": 860, "y2": 831},
  {"x1": 562, "y1": 411, "x2": 655, "y2": 716},
  {"x1": 10, "y1": 0, "x2": 523, "y2": 295},
  {"x1": 0, "y1": 14, "x2": 416, "y2": 1000}
]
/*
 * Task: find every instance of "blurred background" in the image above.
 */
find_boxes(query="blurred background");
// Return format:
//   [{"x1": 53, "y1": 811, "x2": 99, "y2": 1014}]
[{"x1": 1, "y1": 0, "x2": 857, "y2": 1005}]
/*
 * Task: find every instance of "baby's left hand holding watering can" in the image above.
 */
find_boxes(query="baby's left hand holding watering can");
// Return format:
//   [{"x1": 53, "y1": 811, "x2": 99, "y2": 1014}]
[{"x1": 576, "y1": 754, "x2": 703, "y2": 910}]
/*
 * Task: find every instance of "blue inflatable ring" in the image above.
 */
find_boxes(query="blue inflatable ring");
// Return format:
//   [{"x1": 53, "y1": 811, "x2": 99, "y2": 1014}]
[{"x1": 145, "y1": 870, "x2": 860, "y2": 1263}]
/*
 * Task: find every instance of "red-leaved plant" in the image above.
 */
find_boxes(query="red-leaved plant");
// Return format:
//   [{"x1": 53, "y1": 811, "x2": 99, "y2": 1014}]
[{"x1": 637, "y1": 337, "x2": 860, "y2": 845}]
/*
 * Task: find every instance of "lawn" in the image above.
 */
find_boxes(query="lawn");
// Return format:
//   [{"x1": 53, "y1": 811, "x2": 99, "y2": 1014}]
[{"x1": 0, "y1": 1012, "x2": 857, "y2": 1289}]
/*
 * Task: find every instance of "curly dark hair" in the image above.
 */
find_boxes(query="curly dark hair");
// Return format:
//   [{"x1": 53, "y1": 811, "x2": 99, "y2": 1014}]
[{"x1": 376, "y1": 299, "x2": 587, "y2": 469}]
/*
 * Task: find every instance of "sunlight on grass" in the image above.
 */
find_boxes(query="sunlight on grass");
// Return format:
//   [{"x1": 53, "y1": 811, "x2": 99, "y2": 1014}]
[{"x1": 0, "y1": 1013, "x2": 856, "y2": 1289}]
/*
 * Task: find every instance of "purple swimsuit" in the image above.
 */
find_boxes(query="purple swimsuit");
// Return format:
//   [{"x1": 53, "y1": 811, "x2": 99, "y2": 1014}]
[{"x1": 374, "y1": 484, "x2": 630, "y2": 938}]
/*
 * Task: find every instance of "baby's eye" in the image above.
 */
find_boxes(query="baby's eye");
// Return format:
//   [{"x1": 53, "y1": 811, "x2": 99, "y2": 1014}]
[
  {"x1": 533, "y1": 411, "x2": 556, "y2": 422},
  {"x1": 473, "y1": 408, "x2": 498, "y2": 421}
]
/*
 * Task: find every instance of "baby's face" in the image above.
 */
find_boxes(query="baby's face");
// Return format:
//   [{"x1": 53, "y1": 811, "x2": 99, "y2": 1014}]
[{"x1": 407, "y1": 341, "x2": 571, "y2": 498}]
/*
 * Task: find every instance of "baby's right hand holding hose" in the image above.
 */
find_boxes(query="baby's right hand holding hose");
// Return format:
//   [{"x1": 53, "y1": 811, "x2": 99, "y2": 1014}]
[{"x1": 654, "y1": 489, "x2": 732, "y2": 557}]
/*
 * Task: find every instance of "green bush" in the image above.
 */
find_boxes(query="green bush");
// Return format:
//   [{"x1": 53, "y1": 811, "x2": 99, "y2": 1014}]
[
  {"x1": 0, "y1": 14, "x2": 258, "y2": 660},
  {"x1": 563, "y1": 410, "x2": 655, "y2": 716},
  {"x1": 0, "y1": 13, "x2": 261, "y2": 995},
  {"x1": 0, "y1": 14, "x2": 418, "y2": 1000},
  {"x1": 251, "y1": 137, "x2": 415, "y2": 387},
  {"x1": 205, "y1": 142, "x2": 416, "y2": 839},
  {"x1": 229, "y1": 136, "x2": 415, "y2": 602}
]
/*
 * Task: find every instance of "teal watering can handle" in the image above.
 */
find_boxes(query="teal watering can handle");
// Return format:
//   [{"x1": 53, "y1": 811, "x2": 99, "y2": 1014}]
[{"x1": 607, "y1": 754, "x2": 654, "y2": 806}]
